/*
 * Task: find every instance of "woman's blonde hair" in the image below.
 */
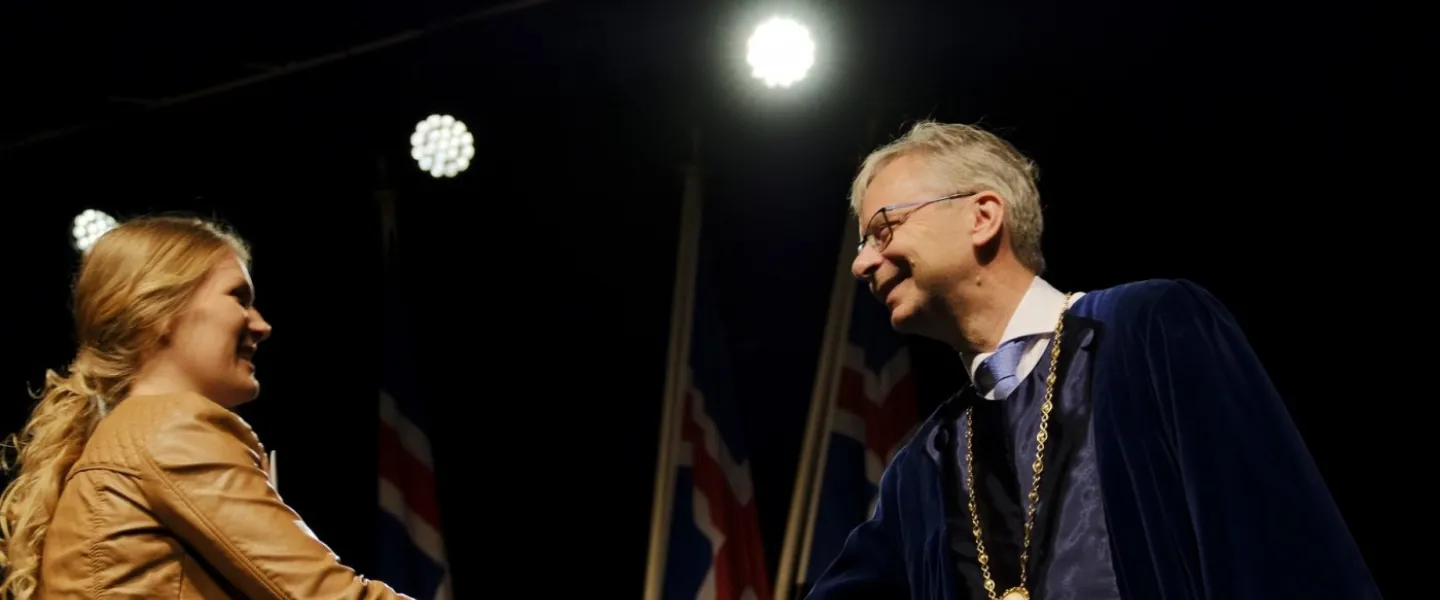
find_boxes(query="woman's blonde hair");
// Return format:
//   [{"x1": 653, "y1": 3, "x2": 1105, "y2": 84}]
[{"x1": 0, "y1": 215, "x2": 249, "y2": 599}]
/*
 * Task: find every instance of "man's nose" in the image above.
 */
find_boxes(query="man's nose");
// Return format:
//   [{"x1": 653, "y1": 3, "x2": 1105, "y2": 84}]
[{"x1": 852, "y1": 244, "x2": 882, "y2": 281}]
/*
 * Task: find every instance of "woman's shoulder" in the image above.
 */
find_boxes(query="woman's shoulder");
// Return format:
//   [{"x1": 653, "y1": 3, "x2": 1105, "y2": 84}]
[
  {"x1": 95, "y1": 392, "x2": 266, "y2": 467},
  {"x1": 109, "y1": 390, "x2": 235, "y2": 420}
]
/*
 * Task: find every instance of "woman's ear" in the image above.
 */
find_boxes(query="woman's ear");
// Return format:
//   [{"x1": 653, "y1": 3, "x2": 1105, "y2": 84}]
[{"x1": 154, "y1": 316, "x2": 176, "y2": 346}]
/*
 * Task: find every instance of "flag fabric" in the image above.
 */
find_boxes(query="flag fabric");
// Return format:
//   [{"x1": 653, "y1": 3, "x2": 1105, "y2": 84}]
[
  {"x1": 661, "y1": 262, "x2": 774, "y2": 600},
  {"x1": 802, "y1": 280, "x2": 919, "y2": 584},
  {"x1": 375, "y1": 193, "x2": 451, "y2": 600}
]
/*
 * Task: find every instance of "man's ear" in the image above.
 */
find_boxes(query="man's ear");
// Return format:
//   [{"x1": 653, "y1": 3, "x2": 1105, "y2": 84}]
[{"x1": 969, "y1": 191, "x2": 1006, "y2": 248}]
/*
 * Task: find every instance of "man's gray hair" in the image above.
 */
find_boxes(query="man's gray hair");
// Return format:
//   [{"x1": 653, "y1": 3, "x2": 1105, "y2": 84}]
[{"x1": 850, "y1": 120, "x2": 1045, "y2": 274}]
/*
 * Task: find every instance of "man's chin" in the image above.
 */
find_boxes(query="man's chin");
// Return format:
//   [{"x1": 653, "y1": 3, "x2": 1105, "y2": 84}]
[{"x1": 887, "y1": 303, "x2": 919, "y2": 333}]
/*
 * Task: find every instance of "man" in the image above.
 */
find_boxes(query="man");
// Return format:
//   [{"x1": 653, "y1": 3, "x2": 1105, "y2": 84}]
[{"x1": 806, "y1": 121, "x2": 1380, "y2": 599}]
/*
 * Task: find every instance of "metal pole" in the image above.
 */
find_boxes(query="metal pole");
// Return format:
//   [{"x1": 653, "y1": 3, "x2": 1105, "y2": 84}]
[
  {"x1": 794, "y1": 229, "x2": 859, "y2": 593},
  {"x1": 774, "y1": 224, "x2": 859, "y2": 600},
  {"x1": 642, "y1": 127, "x2": 705, "y2": 600}
]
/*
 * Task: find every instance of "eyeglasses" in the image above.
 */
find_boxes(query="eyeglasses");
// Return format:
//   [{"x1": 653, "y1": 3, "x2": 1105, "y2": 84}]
[{"x1": 857, "y1": 190, "x2": 982, "y2": 254}]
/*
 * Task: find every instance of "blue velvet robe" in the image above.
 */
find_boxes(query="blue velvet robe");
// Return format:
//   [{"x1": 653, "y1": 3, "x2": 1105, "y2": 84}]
[
  {"x1": 935, "y1": 301, "x2": 1119, "y2": 600},
  {"x1": 806, "y1": 279, "x2": 1382, "y2": 600}
]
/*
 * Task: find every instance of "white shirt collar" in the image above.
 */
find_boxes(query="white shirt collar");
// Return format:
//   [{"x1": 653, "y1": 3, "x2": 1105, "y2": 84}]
[{"x1": 961, "y1": 276, "x2": 1084, "y2": 392}]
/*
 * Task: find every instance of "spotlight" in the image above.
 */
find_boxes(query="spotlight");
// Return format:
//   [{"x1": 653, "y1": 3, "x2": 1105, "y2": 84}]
[
  {"x1": 72, "y1": 209, "x2": 118, "y2": 253},
  {"x1": 747, "y1": 16, "x2": 815, "y2": 88},
  {"x1": 410, "y1": 114, "x2": 475, "y2": 178}
]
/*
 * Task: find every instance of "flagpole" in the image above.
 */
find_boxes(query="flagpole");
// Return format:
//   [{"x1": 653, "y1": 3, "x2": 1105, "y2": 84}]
[
  {"x1": 774, "y1": 223, "x2": 860, "y2": 600},
  {"x1": 794, "y1": 228, "x2": 859, "y2": 592},
  {"x1": 643, "y1": 128, "x2": 705, "y2": 600},
  {"x1": 777, "y1": 113, "x2": 885, "y2": 598}
]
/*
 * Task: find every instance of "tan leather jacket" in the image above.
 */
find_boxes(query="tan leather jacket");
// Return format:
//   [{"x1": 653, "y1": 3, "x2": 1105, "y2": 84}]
[{"x1": 39, "y1": 392, "x2": 411, "y2": 599}]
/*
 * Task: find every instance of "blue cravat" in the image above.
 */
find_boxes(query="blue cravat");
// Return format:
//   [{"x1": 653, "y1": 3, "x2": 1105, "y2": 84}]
[{"x1": 978, "y1": 337, "x2": 1030, "y2": 399}]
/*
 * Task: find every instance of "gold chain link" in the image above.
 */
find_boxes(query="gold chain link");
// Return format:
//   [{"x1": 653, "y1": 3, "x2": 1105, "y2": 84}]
[{"x1": 964, "y1": 293, "x2": 1072, "y2": 600}]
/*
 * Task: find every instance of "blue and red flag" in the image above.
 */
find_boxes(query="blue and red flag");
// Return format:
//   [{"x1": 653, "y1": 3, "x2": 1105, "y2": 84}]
[
  {"x1": 662, "y1": 269, "x2": 773, "y2": 600},
  {"x1": 376, "y1": 192, "x2": 451, "y2": 600},
  {"x1": 802, "y1": 280, "x2": 918, "y2": 585}
]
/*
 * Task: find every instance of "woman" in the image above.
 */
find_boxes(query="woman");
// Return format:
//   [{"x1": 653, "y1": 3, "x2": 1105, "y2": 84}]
[{"x1": 0, "y1": 216, "x2": 409, "y2": 599}]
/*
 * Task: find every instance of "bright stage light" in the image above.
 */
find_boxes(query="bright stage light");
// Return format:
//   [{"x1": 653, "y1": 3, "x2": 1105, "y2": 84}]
[
  {"x1": 72, "y1": 209, "x2": 117, "y2": 253},
  {"x1": 746, "y1": 16, "x2": 815, "y2": 88},
  {"x1": 410, "y1": 114, "x2": 475, "y2": 178}
]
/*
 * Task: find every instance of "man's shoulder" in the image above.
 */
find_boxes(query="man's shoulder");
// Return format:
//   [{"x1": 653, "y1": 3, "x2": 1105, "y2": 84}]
[
  {"x1": 891, "y1": 390, "x2": 965, "y2": 469},
  {"x1": 1073, "y1": 278, "x2": 1217, "y2": 323}
]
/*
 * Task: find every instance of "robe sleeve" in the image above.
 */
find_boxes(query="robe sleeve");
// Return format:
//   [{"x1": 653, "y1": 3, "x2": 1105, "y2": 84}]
[
  {"x1": 805, "y1": 445, "x2": 912, "y2": 599},
  {"x1": 1143, "y1": 280, "x2": 1382, "y2": 599}
]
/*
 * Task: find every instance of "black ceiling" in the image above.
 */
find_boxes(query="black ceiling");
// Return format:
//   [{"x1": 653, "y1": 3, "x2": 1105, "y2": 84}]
[
  {"x1": 0, "y1": 1, "x2": 548, "y2": 146},
  {"x1": 4, "y1": 0, "x2": 1421, "y2": 157}
]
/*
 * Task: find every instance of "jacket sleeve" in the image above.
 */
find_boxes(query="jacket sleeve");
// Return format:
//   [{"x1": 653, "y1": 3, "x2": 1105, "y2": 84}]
[
  {"x1": 804, "y1": 446, "x2": 911, "y2": 599},
  {"x1": 134, "y1": 394, "x2": 413, "y2": 600}
]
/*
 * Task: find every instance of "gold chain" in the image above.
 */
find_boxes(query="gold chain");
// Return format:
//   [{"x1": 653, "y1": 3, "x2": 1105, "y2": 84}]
[{"x1": 964, "y1": 293, "x2": 1072, "y2": 600}]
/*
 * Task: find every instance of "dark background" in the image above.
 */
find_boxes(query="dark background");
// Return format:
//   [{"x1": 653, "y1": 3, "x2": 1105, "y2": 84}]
[{"x1": 0, "y1": 0, "x2": 1422, "y2": 596}]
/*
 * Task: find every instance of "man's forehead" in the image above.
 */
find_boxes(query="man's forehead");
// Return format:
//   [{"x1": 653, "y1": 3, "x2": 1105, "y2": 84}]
[{"x1": 860, "y1": 155, "x2": 946, "y2": 216}]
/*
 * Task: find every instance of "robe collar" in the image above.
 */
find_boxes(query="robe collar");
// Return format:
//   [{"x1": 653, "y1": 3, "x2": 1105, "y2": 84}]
[{"x1": 960, "y1": 276, "x2": 1087, "y2": 399}]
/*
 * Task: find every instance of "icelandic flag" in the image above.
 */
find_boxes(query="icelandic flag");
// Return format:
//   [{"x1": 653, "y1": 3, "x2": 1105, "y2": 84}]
[
  {"x1": 802, "y1": 280, "x2": 918, "y2": 584},
  {"x1": 375, "y1": 195, "x2": 451, "y2": 600},
  {"x1": 662, "y1": 264, "x2": 773, "y2": 600}
]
